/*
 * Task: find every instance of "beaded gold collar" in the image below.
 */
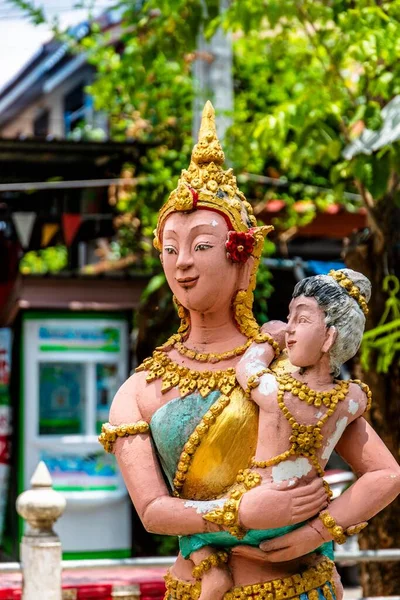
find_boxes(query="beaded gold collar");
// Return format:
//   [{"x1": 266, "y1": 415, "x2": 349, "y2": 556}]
[
  {"x1": 136, "y1": 350, "x2": 237, "y2": 397},
  {"x1": 156, "y1": 329, "x2": 280, "y2": 364}
]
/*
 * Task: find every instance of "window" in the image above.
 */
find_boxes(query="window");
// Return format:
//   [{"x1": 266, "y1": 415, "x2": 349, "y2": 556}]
[
  {"x1": 39, "y1": 362, "x2": 85, "y2": 435},
  {"x1": 33, "y1": 109, "x2": 49, "y2": 137},
  {"x1": 96, "y1": 363, "x2": 119, "y2": 434},
  {"x1": 64, "y1": 83, "x2": 88, "y2": 135}
]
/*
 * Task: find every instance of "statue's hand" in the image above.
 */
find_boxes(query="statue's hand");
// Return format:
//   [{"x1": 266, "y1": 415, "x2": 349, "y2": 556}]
[
  {"x1": 274, "y1": 477, "x2": 329, "y2": 525},
  {"x1": 240, "y1": 478, "x2": 328, "y2": 530},
  {"x1": 258, "y1": 523, "x2": 324, "y2": 562},
  {"x1": 198, "y1": 566, "x2": 233, "y2": 600},
  {"x1": 230, "y1": 545, "x2": 271, "y2": 562}
]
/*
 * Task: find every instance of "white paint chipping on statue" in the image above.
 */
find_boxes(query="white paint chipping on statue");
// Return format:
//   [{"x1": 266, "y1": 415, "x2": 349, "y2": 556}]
[{"x1": 16, "y1": 461, "x2": 66, "y2": 600}]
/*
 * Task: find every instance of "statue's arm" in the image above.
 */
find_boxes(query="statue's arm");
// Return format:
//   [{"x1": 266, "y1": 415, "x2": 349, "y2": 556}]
[
  {"x1": 235, "y1": 320, "x2": 286, "y2": 390},
  {"x1": 109, "y1": 373, "x2": 222, "y2": 536},
  {"x1": 312, "y1": 416, "x2": 400, "y2": 540},
  {"x1": 254, "y1": 415, "x2": 400, "y2": 561}
]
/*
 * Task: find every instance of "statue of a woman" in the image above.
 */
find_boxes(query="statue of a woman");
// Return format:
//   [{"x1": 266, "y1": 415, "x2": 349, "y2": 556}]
[{"x1": 99, "y1": 102, "x2": 400, "y2": 600}]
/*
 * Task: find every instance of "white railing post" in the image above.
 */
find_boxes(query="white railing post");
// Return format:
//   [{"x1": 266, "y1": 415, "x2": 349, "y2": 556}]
[{"x1": 16, "y1": 461, "x2": 66, "y2": 600}]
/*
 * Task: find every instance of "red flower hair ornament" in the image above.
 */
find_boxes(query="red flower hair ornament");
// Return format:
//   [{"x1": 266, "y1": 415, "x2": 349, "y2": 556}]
[{"x1": 225, "y1": 229, "x2": 256, "y2": 263}]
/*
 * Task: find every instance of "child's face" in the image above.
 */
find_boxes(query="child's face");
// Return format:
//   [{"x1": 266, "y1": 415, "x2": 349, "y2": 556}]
[{"x1": 285, "y1": 296, "x2": 333, "y2": 368}]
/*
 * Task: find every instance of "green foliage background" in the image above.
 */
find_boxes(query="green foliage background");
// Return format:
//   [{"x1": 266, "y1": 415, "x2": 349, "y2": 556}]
[
  {"x1": 12, "y1": 1, "x2": 400, "y2": 269},
  {"x1": 13, "y1": 1, "x2": 400, "y2": 290}
]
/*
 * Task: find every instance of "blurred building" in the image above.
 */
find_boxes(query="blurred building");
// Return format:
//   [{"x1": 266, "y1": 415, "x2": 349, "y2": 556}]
[
  {"x1": 0, "y1": 12, "x2": 149, "y2": 563},
  {"x1": 0, "y1": 13, "x2": 120, "y2": 140}
]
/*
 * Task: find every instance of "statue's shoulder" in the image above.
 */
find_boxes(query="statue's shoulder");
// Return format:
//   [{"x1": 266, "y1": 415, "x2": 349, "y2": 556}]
[
  {"x1": 348, "y1": 379, "x2": 372, "y2": 415},
  {"x1": 110, "y1": 370, "x2": 149, "y2": 423}
]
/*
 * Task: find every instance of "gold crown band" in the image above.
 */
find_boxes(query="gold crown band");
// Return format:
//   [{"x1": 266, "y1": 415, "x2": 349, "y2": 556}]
[{"x1": 328, "y1": 270, "x2": 369, "y2": 315}]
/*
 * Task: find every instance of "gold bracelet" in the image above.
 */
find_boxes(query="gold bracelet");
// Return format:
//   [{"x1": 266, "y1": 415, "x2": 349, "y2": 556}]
[
  {"x1": 319, "y1": 511, "x2": 347, "y2": 544},
  {"x1": 319, "y1": 510, "x2": 368, "y2": 544},
  {"x1": 323, "y1": 479, "x2": 333, "y2": 502},
  {"x1": 203, "y1": 469, "x2": 261, "y2": 538},
  {"x1": 345, "y1": 521, "x2": 368, "y2": 536},
  {"x1": 98, "y1": 421, "x2": 150, "y2": 453},
  {"x1": 192, "y1": 551, "x2": 229, "y2": 579},
  {"x1": 245, "y1": 368, "x2": 272, "y2": 399}
]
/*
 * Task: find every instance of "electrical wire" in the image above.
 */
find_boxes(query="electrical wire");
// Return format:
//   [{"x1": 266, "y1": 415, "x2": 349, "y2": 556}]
[
  {"x1": 238, "y1": 173, "x2": 362, "y2": 201},
  {"x1": 0, "y1": 174, "x2": 363, "y2": 202},
  {"x1": 0, "y1": 176, "x2": 142, "y2": 192}
]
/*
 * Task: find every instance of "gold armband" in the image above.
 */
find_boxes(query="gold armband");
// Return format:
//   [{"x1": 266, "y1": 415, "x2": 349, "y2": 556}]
[
  {"x1": 98, "y1": 421, "x2": 150, "y2": 453},
  {"x1": 203, "y1": 469, "x2": 261, "y2": 539},
  {"x1": 192, "y1": 551, "x2": 229, "y2": 579},
  {"x1": 245, "y1": 368, "x2": 272, "y2": 399},
  {"x1": 254, "y1": 331, "x2": 281, "y2": 358},
  {"x1": 319, "y1": 510, "x2": 368, "y2": 545}
]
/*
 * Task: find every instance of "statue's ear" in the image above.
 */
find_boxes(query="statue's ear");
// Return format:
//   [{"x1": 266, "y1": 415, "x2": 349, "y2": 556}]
[
  {"x1": 159, "y1": 253, "x2": 163, "y2": 265},
  {"x1": 237, "y1": 255, "x2": 254, "y2": 291},
  {"x1": 322, "y1": 326, "x2": 337, "y2": 353}
]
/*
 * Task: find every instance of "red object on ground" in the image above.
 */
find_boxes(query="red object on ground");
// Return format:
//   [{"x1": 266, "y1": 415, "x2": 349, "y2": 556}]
[
  {"x1": 0, "y1": 591, "x2": 22, "y2": 600},
  {"x1": 0, "y1": 566, "x2": 167, "y2": 600}
]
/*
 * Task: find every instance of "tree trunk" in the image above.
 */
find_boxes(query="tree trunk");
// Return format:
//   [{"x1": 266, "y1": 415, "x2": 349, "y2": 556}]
[{"x1": 345, "y1": 200, "x2": 400, "y2": 596}]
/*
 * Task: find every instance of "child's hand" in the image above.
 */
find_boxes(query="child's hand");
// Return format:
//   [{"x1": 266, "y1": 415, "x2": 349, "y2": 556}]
[{"x1": 199, "y1": 565, "x2": 233, "y2": 600}]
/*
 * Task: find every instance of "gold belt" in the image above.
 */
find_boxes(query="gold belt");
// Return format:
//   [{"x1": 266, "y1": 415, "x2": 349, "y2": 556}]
[{"x1": 164, "y1": 558, "x2": 336, "y2": 600}]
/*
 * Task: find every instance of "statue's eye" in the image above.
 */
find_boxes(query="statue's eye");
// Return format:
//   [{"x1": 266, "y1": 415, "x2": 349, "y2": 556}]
[
  {"x1": 195, "y1": 243, "x2": 213, "y2": 251},
  {"x1": 164, "y1": 246, "x2": 177, "y2": 255}
]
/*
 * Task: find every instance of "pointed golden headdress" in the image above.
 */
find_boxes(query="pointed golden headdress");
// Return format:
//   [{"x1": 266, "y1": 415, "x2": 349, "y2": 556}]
[
  {"x1": 155, "y1": 101, "x2": 274, "y2": 340},
  {"x1": 154, "y1": 101, "x2": 270, "y2": 249}
]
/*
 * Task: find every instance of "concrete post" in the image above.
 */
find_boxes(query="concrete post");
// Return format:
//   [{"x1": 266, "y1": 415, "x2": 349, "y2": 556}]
[
  {"x1": 192, "y1": 0, "x2": 233, "y2": 143},
  {"x1": 16, "y1": 461, "x2": 66, "y2": 600}
]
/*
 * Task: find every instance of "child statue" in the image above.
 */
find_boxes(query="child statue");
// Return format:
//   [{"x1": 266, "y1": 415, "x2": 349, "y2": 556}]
[
  {"x1": 99, "y1": 102, "x2": 400, "y2": 600},
  {"x1": 181, "y1": 268, "x2": 400, "y2": 600}
]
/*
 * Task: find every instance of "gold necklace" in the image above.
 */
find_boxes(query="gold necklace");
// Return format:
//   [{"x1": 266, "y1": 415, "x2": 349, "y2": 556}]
[
  {"x1": 252, "y1": 375, "x2": 350, "y2": 477},
  {"x1": 278, "y1": 373, "x2": 349, "y2": 408},
  {"x1": 174, "y1": 337, "x2": 253, "y2": 363},
  {"x1": 156, "y1": 330, "x2": 280, "y2": 364},
  {"x1": 136, "y1": 350, "x2": 237, "y2": 398}
]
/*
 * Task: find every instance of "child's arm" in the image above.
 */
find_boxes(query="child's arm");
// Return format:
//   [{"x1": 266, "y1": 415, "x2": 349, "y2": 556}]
[
  {"x1": 235, "y1": 320, "x2": 285, "y2": 391},
  {"x1": 257, "y1": 415, "x2": 400, "y2": 562},
  {"x1": 190, "y1": 546, "x2": 232, "y2": 600}
]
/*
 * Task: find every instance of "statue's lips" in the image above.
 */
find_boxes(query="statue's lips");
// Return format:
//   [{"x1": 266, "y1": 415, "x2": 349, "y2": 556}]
[
  {"x1": 286, "y1": 340, "x2": 296, "y2": 348},
  {"x1": 176, "y1": 276, "x2": 199, "y2": 288}
]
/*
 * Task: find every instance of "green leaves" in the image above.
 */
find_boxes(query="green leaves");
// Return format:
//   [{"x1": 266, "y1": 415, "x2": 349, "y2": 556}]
[
  {"x1": 7, "y1": 0, "x2": 45, "y2": 24},
  {"x1": 20, "y1": 246, "x2": 68, "y2": 275},
  {"x1": 141, "y1": 273, "x2": 166, "y2": 302},
  {"x1": 12, "y1": 0, "x2": 400, "y2": 283}
]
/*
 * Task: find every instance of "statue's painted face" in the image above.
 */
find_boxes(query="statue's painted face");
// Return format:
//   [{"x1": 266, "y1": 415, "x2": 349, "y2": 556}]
[
  {"x1": 285, "y1": 296, "x2": 336, "y2": 368},
  {"x1": 162, "y1": 210, "x2": 244, "y2": 314}
]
